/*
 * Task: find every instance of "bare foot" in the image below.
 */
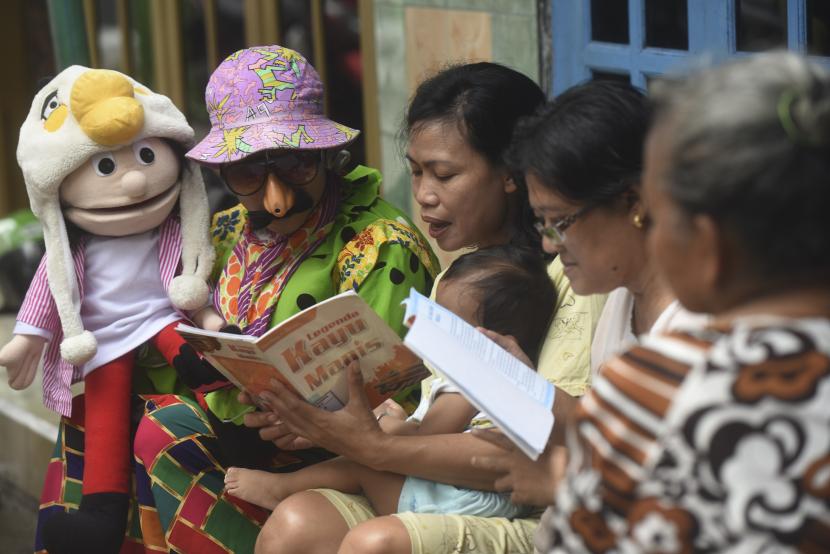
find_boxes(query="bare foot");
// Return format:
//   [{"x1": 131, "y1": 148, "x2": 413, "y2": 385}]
[{"x1": 224, "y1": 467, "x2": 287, "y2": 510}]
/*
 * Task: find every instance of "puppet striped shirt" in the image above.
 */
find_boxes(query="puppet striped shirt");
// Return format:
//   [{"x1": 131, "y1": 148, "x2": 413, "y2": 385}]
[{"x1": 16, "y1": 216, "x2": 183, "y2": 416}]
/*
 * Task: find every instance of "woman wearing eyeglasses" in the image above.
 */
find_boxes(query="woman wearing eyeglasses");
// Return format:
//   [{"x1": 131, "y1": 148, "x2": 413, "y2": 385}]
[
  {"x1": 460, "y1": 80, "x2": 709, "y2": 516},
  {"x1": 511, "y1": 80, "x2": 707, "y2": 377}
]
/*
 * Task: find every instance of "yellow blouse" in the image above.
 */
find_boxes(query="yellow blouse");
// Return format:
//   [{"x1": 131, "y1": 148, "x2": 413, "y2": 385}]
[{"x1": 537, "y1": 256, "x2": 606, "y2": 397}]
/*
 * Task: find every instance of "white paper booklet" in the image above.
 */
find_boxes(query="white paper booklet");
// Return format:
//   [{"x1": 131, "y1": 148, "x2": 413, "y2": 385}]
[{"x1": 402, "y1": 288, "x2": 555, "y2": 460}]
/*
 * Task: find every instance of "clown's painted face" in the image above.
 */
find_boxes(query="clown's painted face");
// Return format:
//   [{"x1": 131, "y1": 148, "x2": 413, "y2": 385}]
[{"x1": 59, "y1": 137, "x2": 181, "y2": 236}]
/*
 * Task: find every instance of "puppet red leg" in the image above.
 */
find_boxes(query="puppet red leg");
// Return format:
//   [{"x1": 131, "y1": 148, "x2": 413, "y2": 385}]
[
  {"x1": 83, "y1": 353, "x2": 133, "y2": 493},
  {"x1": 154, "y1": 319, "x2": 230, "y2": 393},
  {"x1": 41, "y1": 353, "x2": 133, "y2": 554}
]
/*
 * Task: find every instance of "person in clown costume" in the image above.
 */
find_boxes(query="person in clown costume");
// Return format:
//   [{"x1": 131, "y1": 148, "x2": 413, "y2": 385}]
[
  {"x1": 183, "y1": 44, "x2": 441, "y2": 469},
  {"x1": 0, "y1": 66, "x2": 224, "y2": 553}
]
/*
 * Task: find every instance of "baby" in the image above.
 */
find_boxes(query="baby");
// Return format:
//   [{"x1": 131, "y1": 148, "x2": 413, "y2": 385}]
[{"x1": 224, "y1": 245, "x2": 556, "y2": 518}]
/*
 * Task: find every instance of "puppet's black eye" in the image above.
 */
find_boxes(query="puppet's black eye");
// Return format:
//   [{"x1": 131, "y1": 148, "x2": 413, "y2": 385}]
[
  {"x1": 92, "y1": 153, "x2": 117, "y2": 176},
  {"x1": 132, "y1": 140, "x2": 156, "y2": 165},
  {"x1": 98, "y1": 158, "x2": 115, "y2": 174},
  {"x1": 40, "y1": 91, "x2": 60, "y2": 120}
]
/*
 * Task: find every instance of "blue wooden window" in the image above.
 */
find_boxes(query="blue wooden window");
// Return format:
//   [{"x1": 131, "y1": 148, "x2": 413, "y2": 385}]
[{"x1": 552, "y1": 0, "x2": 830, "y2": 94}]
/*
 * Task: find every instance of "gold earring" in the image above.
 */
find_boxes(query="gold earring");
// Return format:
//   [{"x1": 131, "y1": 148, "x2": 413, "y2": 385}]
[{"x1": 632, "y1": 213, "x2": 644, "y2": 229}]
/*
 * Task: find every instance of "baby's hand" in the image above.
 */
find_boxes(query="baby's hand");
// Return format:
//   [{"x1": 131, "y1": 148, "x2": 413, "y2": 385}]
[
  {"x1": 377, "y1": 399, "x2": 407, "y2": 421},
  {"x1": 373, "y1": 398, "x2": 407, "y2": 422},
  {"x1": 0, "y1": 335, "x2": 46, "y2": 390},
  {"x1": 373, "y1": 399, "x2": 410, "y2": 433}
]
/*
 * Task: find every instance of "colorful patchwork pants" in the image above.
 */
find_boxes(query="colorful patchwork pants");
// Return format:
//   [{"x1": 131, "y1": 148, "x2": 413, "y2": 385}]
[{"x1": 36, "y1": 394, "x2": 268, "y2": 553}]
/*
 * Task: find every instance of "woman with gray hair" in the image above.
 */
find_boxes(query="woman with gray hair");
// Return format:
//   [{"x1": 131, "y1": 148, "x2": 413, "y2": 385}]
[{"x1": 535, "y1": 51, "x2": 830, "y2": 552}]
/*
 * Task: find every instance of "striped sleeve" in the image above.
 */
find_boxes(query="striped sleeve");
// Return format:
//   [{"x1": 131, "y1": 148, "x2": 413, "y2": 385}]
[
  {"x1": 576, "y1": 344, "x2": 692, "y2": 511},
  {"x1": 16, "y1": 254, "x2": 61, "y2": 334},
  {"x1": 158, "y1": 215, "x2": 182, "y2": 291}
]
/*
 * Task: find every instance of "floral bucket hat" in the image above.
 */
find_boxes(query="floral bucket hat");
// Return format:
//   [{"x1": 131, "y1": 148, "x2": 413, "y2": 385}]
[{"x1": 187, "y1": 45, "x2": 360, "y2": 166}]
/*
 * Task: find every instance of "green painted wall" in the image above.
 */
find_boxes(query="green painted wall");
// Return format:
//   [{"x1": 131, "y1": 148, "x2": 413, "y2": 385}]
[{"x1": 372, "y1": 0, "x2": 539, "y2": 216}]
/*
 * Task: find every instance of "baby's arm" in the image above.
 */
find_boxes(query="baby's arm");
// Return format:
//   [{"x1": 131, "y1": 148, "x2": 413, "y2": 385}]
[
  {"x1": 374, "y1": 399, "x2": 418, "y2": 434},
  {"x1": 379, "y1": 393, "x2": 478, "y2": 436},
  {"x1": 417, "y1": 393, "x2": 478, "y2": 434}
]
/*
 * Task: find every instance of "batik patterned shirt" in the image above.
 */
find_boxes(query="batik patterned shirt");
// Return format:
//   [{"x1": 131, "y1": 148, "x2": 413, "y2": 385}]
[{"x1": 536, "y1": 316, "x2": 830, "y2": 553}]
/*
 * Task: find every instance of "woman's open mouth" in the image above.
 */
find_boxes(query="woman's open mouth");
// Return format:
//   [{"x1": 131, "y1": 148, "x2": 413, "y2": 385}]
[{"x1": 422, "y1": 216, "x2": 451, "y2": 239}]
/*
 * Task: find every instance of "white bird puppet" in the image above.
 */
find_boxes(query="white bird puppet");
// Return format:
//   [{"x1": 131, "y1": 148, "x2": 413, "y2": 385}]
[{"x1": 0, "y1": 66, "x2": 225, "y2": 553}]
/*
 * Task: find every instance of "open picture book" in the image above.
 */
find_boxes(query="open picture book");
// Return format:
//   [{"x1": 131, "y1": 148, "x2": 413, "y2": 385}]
[
  {"x1": 175, "y1": 291, "x2": 428, "y2": 412},
  {"x1": 177, "y1": 288, "x2": 555, "y2": 460}
]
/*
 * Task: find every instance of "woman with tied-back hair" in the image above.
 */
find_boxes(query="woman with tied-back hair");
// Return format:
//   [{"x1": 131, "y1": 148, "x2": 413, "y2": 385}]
[
  {"x1": 243, "y1": 62, "x2": 605, "y2": 554},
  {"x1": 468, "y1": 79, "x2": 709, "y2": 513},
  {"x1": 535, "y1": 51, "x2": 830, "y2": 552},
  {"x1": 400, "y1": 62, "x2": 605, "y2": 398}
]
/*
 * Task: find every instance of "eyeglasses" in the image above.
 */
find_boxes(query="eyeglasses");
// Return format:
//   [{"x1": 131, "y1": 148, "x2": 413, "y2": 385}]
[
  {"x1": 220, "y1": 150, "x2": 322, "y2": 196},
  {"x1": 534, "y1": 204, "x2": 594, "y2": 244}
]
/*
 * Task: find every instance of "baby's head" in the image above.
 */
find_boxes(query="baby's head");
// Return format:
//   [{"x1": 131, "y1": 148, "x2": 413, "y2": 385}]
[{"x1": 437, "y1": 246, "x2": 557, "y2": 366}]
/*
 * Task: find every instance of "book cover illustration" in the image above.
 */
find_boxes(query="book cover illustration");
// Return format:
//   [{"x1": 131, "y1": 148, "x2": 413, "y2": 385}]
[{"x1": 177, "y1": 291, "x2": 427, "y2": 410}]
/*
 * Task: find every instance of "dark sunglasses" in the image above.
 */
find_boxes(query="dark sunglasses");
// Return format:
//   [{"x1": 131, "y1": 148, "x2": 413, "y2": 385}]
[{"x1": 220, "y1": 150, "x2": 322, "y2": 196}]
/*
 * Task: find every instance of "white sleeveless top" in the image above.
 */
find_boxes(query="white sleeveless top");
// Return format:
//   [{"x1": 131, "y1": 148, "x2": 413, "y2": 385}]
[
  {"x1": 79, "y1": 230, "x2": 181, "y2": 376},
  {"x1": 590, "y1": 287, "x2": 709, "y2": 377}
]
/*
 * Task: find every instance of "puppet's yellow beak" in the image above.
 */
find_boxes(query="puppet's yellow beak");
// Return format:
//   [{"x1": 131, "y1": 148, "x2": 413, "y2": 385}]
[{"x1": 71, "y1": 69, "x2": 144, "y2": 146}]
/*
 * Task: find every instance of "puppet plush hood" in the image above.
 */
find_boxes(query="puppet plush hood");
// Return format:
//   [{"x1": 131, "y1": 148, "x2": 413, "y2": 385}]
[{"x1": 17, "y1": 66, "x2": 214, "y2": 365}]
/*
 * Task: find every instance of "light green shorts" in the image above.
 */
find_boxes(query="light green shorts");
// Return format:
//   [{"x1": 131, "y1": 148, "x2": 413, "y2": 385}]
[{"x1": 313, "y1": 488, "x2": 539, "y2": 554}]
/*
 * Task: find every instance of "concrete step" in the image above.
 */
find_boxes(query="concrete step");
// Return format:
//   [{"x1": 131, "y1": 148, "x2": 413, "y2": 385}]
[
  {"x1": 0, "y1": 474, "x2": 39, "y2": 553},
  {"x1": 0, "y1": 314, "x2": 60, "y2": 552}
]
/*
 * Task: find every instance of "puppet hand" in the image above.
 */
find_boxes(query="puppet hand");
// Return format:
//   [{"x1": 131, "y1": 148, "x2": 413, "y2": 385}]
[
  {"x1": 191, "y1": 306, "x2": 226, "y2": 332},
  {"x1": 0, "y1": 335, "x2": 47, "y2": 390}
]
